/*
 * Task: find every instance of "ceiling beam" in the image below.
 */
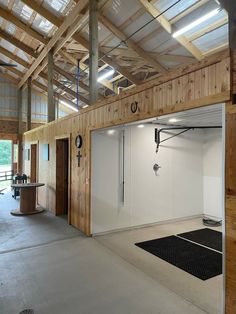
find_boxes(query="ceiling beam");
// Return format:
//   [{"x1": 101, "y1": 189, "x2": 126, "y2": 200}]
[
  {"x1": 0, "y1": 2, "x2": 94, "y2": 88},
  {"x1": 188, "y1": 16, "x2": 228, "y2": 42},
  {"x1": 18, "y1": 0, "x2": 89, "y2": 88},
  {"x1": 0, "y1": 29, "x2": 38, "y2": 58},
  {"x1": 32, "y1": 80, "x2": 79, "y2": 110},
  {"x1": 13, "y1": 1, "x2": 114, "y2": 92},
  {"x1": 20, "y1": 0, "x2": 63, "y2": 27},
  {"x1": 0, "y1": 46, "x2": 29, "y2": 68},
  {"x1": 98, "y1": 14, "x2": 167, "y2": 73},
  {"x1": 20, "y1": 0, "x2": 140, "y2": 85},
  {"x1": 0, "y1": 5, "x2": 48, "y2": 44},
  {"x1": 0, "y1": 30, "x2": 91, "y2": 94},
  {"x1": 40, "y1": 72, "x2": 89, "y2": 104},
  {"x1": 0, "y1": 71, "x2": 18, "y2": 84},
  {"x1": 170, "y1": 0, "x2": 210, "y2": 24},
  {"x1": 138, "y1": 0, "x2": 203, "y2": 60},
  {"x1": 0, "y1": 68, "x2": 78, "y2": 111},
  {"x1": 73, "y1": 32, "x2": 140, "y2": 84},
  {"x1": 0, "y1": 45, "x2": 89, "y2": 103}
]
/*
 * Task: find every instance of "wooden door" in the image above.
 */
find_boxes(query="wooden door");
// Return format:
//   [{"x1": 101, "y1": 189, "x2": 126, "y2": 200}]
[
  {"x1": 30, "y1": 144, "x2": 37, "y2": 182},
  {"x1": 56, "y1": 139, "x2": 69, "y2": 216}
]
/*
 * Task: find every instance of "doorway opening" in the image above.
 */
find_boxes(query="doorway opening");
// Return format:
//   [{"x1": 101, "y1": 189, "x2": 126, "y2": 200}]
[
  {"x1": 56, "y1": 138, "x2": 70, "y2": 221},
  {"x1": 91, "y1": 103, "x2": 224, "y2": 314},
  {"x1": 30, "y1": 144, "x2": 37, "y2": 183},
  {"x1": 0, "y1": 139, "x2": 13, "y2": 191}
]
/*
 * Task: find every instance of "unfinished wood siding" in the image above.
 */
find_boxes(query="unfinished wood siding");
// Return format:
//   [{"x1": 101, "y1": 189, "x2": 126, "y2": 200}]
[
  {"x1": 225, "y1": 105, "x2": 236, "y2": 314},
  {"x1": 23, "y1": 52, "x2": 231, "y2": 236},
  {"x1": 225, "y1": 51, "x2": 236, "y2": 314}
]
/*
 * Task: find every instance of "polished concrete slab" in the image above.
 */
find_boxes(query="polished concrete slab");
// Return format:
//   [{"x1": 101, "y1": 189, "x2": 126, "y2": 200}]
[
  {"x1": 0, "y1": 191, "x2": 214, "y2": 314},
  {"x1": 95, "y1": 218, "x2": 223, "y2": 314}
]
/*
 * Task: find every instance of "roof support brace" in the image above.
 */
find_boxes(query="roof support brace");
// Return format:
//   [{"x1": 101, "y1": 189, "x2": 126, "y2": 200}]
[{"x1": 155, "y1": 126, "x2": 222, "y2": 152}]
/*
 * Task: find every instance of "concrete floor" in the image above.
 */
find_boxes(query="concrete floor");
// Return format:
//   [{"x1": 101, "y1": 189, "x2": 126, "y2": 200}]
[
  {"x1": 0, "y1": 191, "x2": 220, "y2": 314},
  {"x1": 0, "y1": 190, "x2": 81, "y2": 254},
  {"x1": 95, "y1": 218, "x2": 223, "y2": 314}
]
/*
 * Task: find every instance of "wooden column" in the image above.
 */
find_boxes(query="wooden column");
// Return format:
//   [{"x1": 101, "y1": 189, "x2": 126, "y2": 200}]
[
  {"x1": 89, "y1": 0, "x2": 98, "y2": 105},
  {"x1": 17, "y1": 87, "x2": 23, "y2": 173},
  {"x1": 224, "y1": 1, "x2": 236, "y2": 312},
  {"x1": 47, "y1": 49, "x2": 55, "y2": 122},
  {"x1": 27, "y1": 77, "x2": 32, "y2": 131}
]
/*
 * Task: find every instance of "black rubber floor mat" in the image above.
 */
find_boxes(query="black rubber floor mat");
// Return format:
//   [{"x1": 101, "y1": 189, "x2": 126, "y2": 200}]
[
  {"x1": 135, "y1": 236, "x2": 222, "y2": 280},
  {"x1": 177, "y1": 228, "x2": 222, "y2": 252}
]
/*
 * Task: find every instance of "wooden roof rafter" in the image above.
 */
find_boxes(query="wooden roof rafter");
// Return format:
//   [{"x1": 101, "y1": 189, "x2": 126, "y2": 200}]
[
  {"x1": 19, "y1": 0, "x2": 139, "y2": 87},
  {"x1": 0, "y1": 47, "x2": 89, "y2": 106},
  {"x1": 0, "y1": 1, "x2": 117, "y2": 95},
  {"x1": 138, "y1": 0, "x2": 203, "y2": 60},
  {"x1": 98, "y1": 14, "x2": 167, "y2": 73},
  {"x1": 18, "y1": 0, "x2": 89, "y2": 88}
]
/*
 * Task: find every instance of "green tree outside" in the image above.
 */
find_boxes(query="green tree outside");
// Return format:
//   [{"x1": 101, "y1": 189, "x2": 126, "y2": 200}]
[{"x1": 0, "y1": 140, "x2": 12, "y2": 165}]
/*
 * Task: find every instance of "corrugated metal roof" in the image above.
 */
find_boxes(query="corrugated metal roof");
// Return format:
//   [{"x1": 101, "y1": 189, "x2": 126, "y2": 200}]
[{"x1": 0, "y1": 0, "x2": 230, "y2": 112}]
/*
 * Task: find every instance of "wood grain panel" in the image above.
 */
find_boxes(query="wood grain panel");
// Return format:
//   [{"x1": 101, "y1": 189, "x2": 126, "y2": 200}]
[
  {"x1": 225, "y1": 102, "x2": 236, "y2": 314},
  {"x1": 56, "y1": 139, "x2": 69, "y2": 216},
  {"x1": 23, "y1": 53, "x2": 231, "y2": 238}
]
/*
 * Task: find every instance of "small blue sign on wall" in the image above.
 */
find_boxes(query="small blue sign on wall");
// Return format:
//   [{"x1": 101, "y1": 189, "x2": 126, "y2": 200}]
[{"x1": 42, "y1": 144, "x2": 49, "y2": 161}]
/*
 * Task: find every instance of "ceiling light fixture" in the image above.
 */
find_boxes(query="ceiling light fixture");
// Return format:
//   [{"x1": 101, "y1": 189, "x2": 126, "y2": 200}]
[
  {"x1": 60, "y1": 100, "x2": 78, "y2": 112},
  {"x1": 107, "y1": 129, "x2": 116, "y2": 135},
  {"x1": 97, "y1": 69, "x2": 115, "y2": 82},
  {"x1": 172, "y1": 8, "x2": 220, "y2": 38},
  {"x1": 169, "y1": 118, "x2": 179, "y2": 123},
  {"x1": 82, "y1": 104, "x2": 89, "y2": 109},
  {"x1": 137, "y1": 124, "x2": 145, "y2": 128}
]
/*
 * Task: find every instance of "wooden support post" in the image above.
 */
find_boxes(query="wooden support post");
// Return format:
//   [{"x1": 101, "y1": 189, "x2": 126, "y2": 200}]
[
  {"x1": 17, "y1": 87, "x2": 23, "y2": 173},
  {"x1": 27, "y1": 77, "x2": 32, "y2": 131},
  {"x1": 47, "y1": 49, "x2": 55, "y2": 122},
  {"x1": 89, "y1": 0, "x2": 98, "y2": 105},
  {"x1": 225, "y1": 101, "x2": 236, "y2": 314},
  {"x1": 224, "y1": 2, "x2": 236, "y2": 312}
]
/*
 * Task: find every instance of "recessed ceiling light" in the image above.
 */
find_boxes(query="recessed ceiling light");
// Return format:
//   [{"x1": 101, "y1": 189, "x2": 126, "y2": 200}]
[
  {"x1": 172, "y1": 8, "x2": 220, "y2": 38},
  {"x1": 107, "y1": 129, "x2": 116, "y2": 135},
  {"x1": 137, "y1": 124, "x2": 145, "y2": 128}
]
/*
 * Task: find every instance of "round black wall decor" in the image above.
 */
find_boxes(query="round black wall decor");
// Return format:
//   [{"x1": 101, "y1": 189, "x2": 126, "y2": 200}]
[
  {"x1": 131, "y1": 101, "x2": 138, "y2": 113},
  {"x1": 75, "y1": 134, "x2": 83, "y2": 149}
]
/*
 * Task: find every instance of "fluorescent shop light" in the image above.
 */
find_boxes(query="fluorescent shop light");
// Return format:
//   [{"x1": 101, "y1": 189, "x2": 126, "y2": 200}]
[
  {"x1": 172, "y1": 8, "x2": 220, "y2": 38},
  {"x1": 60, "y1": 100, "x2": 78, "y2": 112},
  {"x1": 97, "y1": 69, "x2": 115, "y2": 82}
]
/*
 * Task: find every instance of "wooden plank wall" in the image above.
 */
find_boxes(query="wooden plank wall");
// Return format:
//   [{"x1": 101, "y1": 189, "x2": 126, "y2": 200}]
[
  {"x1": 0, "y1": 119, "x2": 44, "y2": 135},
  {"x1": 24, "y1": 50, "x2": 231, "y2": 236},
  {"x1": 225, "y1": 50, "x2": 236, "y2": 314}
]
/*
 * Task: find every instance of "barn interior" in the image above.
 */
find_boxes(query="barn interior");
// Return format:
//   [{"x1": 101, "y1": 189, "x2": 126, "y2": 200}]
[{"x1": 0, "y1": 1, "x2": 235, "y2": 314}]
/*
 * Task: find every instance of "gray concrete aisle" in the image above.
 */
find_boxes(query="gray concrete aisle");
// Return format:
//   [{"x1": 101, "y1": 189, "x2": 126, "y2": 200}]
[{"x1": 0, "y1": 191, "x2": 208, "y2": 314}]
